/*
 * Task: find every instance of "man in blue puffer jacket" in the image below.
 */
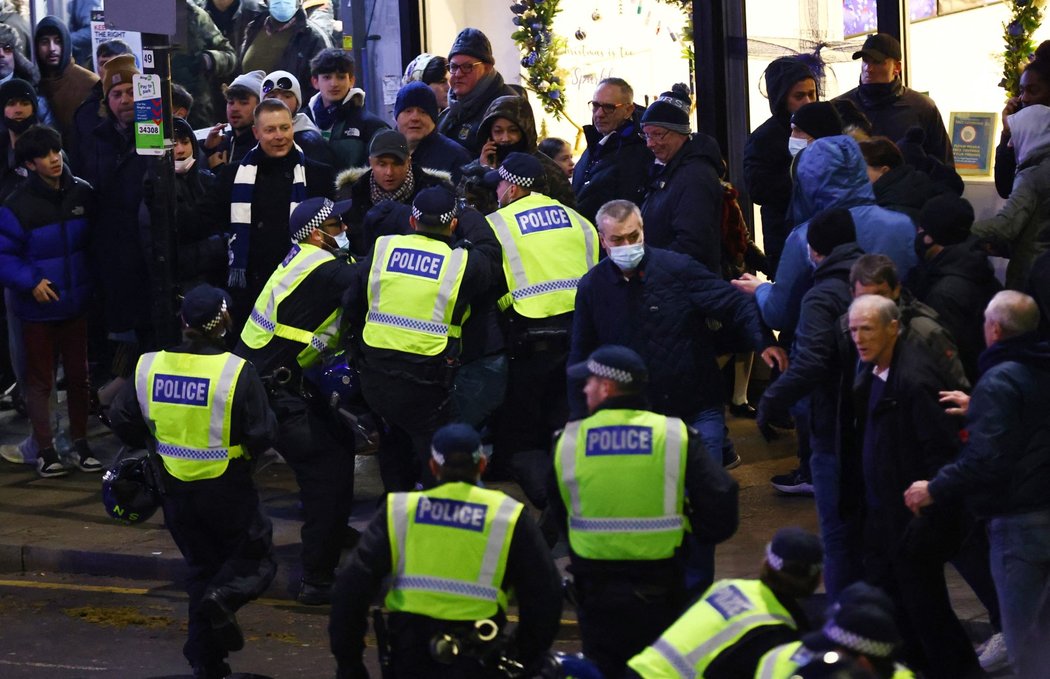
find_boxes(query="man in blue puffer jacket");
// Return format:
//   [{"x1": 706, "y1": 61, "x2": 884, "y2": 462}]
[
  {"x1": 0, "y1": 124, "x2": 99, "y2": 478},
  {"x1": 732, "y1": 134, "x2": 917, "y2": 339}
]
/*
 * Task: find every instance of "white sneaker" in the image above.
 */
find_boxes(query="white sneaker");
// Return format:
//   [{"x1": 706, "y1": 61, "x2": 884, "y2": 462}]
[
  {"x1": 1, "y1": 437, "x2": 39, "y2": 465},
  {"x1": 978, "y1": 632, "x2": 1009, "y2": 673}
]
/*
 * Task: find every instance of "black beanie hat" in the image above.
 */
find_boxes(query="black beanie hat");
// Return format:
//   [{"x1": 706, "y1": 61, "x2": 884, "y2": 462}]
[
  {"x1": 0, "y1": 78, "x2": 38, "y2": 113},
  {"x1": 449, "y1": 28, "x2": 494, "y2": 65},
  {"x1": 395, "y1": 81, "x2": 439, "y2": 123},
  {"x1": 791, "y1": 101, "x2": 843, "y2": 139},
  {"x1": 919, "y1": 195, "x2": 974, "y2": 246},
  {"x1": 640, "y1": 83, "x2": 692, "y2": 134},
  {"x1": 807, "y1": 207, "x2": 857, "y2": 256}
]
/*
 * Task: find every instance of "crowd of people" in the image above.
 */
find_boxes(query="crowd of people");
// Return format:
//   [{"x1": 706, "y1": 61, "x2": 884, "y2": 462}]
[{"x1": 0, "y1": 2, "x2": 1049, "y2": 678}]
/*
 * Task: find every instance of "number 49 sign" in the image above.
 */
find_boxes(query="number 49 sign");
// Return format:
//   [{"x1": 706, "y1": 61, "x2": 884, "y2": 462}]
[{"x1": 133, "y1": 73, "x2": 165, "y2": 156}]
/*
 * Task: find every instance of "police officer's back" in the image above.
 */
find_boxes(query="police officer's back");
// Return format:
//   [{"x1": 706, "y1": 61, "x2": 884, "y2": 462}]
[
  {"x1": 329, "y1": 423, "x2": 562, "y2": 679},
  {"x1": 626, "y1": 527, "x2": 824, "y2": 679},
  {"x1": 342, "y1": 187, "x2": 495, "y2": 491},
  {"x1": 235, "y1": 196, "x2": 358, "y2": 605},
  {"x1": 550, "y1": 345, "x2": 739, "y2": 678},
  {"x1": 109, "y1": 285, "x2": 278, "y2": 679}
]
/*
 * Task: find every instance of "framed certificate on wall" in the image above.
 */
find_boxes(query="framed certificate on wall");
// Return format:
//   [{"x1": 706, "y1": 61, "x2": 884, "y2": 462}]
[{"x1": 950, "y1": 112, "x2": 997, "y2": 176}]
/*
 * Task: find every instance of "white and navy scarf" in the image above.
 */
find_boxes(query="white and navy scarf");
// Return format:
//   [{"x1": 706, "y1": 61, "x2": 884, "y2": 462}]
[{"x1": 228, "y1": 144, "x2": 307, "y2": 288}]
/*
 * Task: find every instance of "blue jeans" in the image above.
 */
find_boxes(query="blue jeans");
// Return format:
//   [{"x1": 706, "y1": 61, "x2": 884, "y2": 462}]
[
  {"x1": 988, "y1": 508, "x2": 1050, "y2": 678},
  {"x1": 682, "y1": 407, "x2": 726, "y2": 597},
  {"x1": 809, "y1": 451, "x2": 862, "y2": 601}
]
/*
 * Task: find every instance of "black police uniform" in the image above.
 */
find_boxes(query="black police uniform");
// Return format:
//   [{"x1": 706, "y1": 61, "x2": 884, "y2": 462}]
[
  {"x1": 109, "y1": 336, "x2": 278, "y2": 677},
  {"x1": 235, "y1": 254, "x2": 358, "y2": 595}
]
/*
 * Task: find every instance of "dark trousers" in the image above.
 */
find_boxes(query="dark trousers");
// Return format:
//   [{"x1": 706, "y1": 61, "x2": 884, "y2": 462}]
[
  {"x1": 161, "y1": 463, "x2": 276, "y2": 670},
  {"x1": 492, "y1": 345, "x2": 569, "y2": 506},
  {"x1": 385, "y1": 614, "x2": 508, "y2": 679},
  {"x1": 23, "y1": 316, "x2": 90, "y2": 448},
  {"x1": 271, "y1": 390, "x2": 356, "y2": 585},
  {"x1": 864, "y1": 511, "x2": 982, "y2": 679},
  {"x1": 575, "y1": 572, "x2": 685, "y2": 679},
  {"x1": 359, "y1": 361, "x2": 452, "y2": 492}
]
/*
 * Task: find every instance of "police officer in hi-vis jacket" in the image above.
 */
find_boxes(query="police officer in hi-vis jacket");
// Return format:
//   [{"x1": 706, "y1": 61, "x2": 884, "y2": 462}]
[
  {"x1": 328, "y1": 423, "x2": 562, "y2": 679},
  {"x1": 109, "y1": 285, "x2": 278, "y2": 679},
  {"x1": 550, "y1": 345, "x2": 739, "y2": 679}
]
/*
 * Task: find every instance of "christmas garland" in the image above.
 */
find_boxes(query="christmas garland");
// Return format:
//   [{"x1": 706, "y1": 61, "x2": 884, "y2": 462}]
[
  {"x1": 1000, "y1": 0, "x2": 1046, "y2": 97},
  {"x1": 510, "y1": 0, "x2": 567, "y2": 118},
  {"x1": 654, "y1": 0, "x2": 694, "y2": 63}
]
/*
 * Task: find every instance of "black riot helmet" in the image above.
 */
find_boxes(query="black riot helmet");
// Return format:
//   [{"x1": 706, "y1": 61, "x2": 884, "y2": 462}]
[{"x1": 101, "y1": 454, "x2": 161, "y2": 525}]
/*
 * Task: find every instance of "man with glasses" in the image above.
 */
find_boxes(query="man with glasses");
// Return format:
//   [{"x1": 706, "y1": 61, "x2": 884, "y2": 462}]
[
  {"x1": 436, "y1": 28, "x2": 517, "y2": 156},
  {"x1": 572, "y1": 78, "x2": 653, "y2": 224}
]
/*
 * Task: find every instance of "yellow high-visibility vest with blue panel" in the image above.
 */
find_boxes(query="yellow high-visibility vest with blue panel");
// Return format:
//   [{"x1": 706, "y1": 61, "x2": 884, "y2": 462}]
[
  {"x1": 627, "y1": 578, "x2": 797, "y2": 678},
  {"x1": 487, "y1": 193, "x2": 598, "y2": 319},
  {"x1": 362, "y1": 233, "x2": 469, "y2": 356},
  {"x1": 134, "y1": 350, "x2": 248, "y2": 481},
  {"x1": 385, "y1": 482, "x2": 523, "y2": 620},
  {"x1": 755, "y1": 640, "x2": 916, "y2": 679},
  {"x1": 554, "y1": 409, "x2": 688, "y2": 560},
  {"x1": 240, "y1": 243, "x2": 343, "y2": 369}
]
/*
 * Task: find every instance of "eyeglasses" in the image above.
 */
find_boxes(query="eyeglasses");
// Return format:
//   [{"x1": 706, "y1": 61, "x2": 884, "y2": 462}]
[
  {"x1": 643, "y1": 129, "x2": 672, "y2": 142},
  {"x1": 262, "y1": 76, "x2": 295, "y2": 94},
  {"x1": 589, "y1": 100, "x2": 625, "y2": 114},
  {"x1": 0, "y1": 44, "x2": 13, "y2": 54},
  {"x1": 447, "y1": 61, "x2": 482, "y2": 75}
]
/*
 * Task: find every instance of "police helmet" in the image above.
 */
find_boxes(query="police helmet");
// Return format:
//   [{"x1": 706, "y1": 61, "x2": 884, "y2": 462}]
[{"x1": 101, "y1": 454, "x2": 161, "y2": 524}]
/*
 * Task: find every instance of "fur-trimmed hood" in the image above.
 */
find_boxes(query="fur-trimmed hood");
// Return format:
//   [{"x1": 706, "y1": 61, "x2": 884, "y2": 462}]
[{"x1": 335, "y1": 164, "x2": 452, "y2": 192}]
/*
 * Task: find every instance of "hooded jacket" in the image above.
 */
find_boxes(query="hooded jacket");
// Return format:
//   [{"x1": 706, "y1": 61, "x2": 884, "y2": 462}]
[
  {"x1": 908, "y1": 238, "x2": 1002, "y2": 383},
  {"x1": 836, "y1": 76, "x2": 953, "y2": 164},
  {"x1": 0, "y1": 166, "x2": 94, "y2": 322},
  {"x1": 33, "y1": 16, "x2": 99, "y2": 145},
  {"x1": 470, "y1": 94, "x2": 575, "y2": 208},
  {"x1": 0, "y1": 24, "x2": 56, "y2": 129},
  {"x1": 437, "y1": 69, "x2": 517, "y2": 156},
  {"x1": 743, "y1": 58, "x2": 816, "y2": 272},
  {"x1": 928, "y1": 332, "x2": 1050, "y2": 517},
  {"x1": 972, "y1": 104, "x2": 1050, "y2": 289},
  {"x1": 170, "y1": 0, "x2": 238, "y2": 129},
  {"x1": 571, "y1": 105, "x2": 653, "y2": 224},
  {"x1": 308, "y1": 87, "x2": 390, "y2": 171},
  {"x1": 755, "y1": 135, "x2": 917, "y2": 334},
  {"x1": 239, "y1": 8, "x2": 330, "y2": 105},
  {"x1": 871, "y1": 162, "x2": 946, "y2": 221},
  {"x1": 640, "y1": 132, "x2": 725, "y2": 275}
]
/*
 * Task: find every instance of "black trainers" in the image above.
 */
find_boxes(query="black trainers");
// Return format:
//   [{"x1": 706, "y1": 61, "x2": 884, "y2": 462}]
[
  {"x1": 297, "y1": 579, "x2": 333, "y2": 606},
  {"x1": 200, "y1": 591, "x2": 244, "y2": 651},
  {"x1": 192, "y1": 661, "x2": 232, "y2": 679},
  {"x1": 36, "y1": 447, "x2": 69, "y2": 478},
  {"x1": 72, "y1": 439, "x2": 103, "y2": 472},
  {"x1": 771, "y1": 468, "x2": 814, "y2": 495}
]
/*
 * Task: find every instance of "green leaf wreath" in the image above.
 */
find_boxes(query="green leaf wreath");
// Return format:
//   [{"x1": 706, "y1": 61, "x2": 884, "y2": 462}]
[
  {"x1": 1001, "y1": 0, "x2": 1046, "y2": 97},
  {"x1": 509, "y1": 0, "x2": 568, "y2": 118}
]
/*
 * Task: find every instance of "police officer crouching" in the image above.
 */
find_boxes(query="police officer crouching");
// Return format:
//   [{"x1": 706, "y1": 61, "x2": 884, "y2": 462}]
[
  {"x1": 236, "y1": 196, "x2": 358, "y2": 605},
  {"x1": 328, "y1": 423, "x2": 562, "y2": 679},
  {"x1": 626, "y1": 527, "x2": 824, "y2": 679},
  {"x1": 108, "y1": 285, "x2": 279, "y2": 679},
  {"x1": 343, "y1": 186, "x2": 492, "y2": 492},
  {"x1": 550, "y1": 345, "x2": 739, "y2": 679}
]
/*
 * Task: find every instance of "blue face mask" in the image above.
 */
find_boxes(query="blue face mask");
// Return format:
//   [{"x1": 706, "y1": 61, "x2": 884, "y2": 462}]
[
  {"x1": 608, "y1": 243, "x2": 645, "y2": 270},
  {"x1": 269, "y1": 0, "x2": 297, "y2": 23},
  {"x1": 334, "y1": 231, "x2": 349, "y2": 250}
]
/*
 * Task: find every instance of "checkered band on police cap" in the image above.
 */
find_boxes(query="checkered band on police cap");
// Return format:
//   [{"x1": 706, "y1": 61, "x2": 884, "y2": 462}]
[
  {"x1": 587, "y1": 359, "x2": 634, "y2": 384},
  {"x1": 412, "y1": 187, "x2": 458, "y2": 227},
  {"x1": 290, "y1": 198, "x2": 335, "y2": 244},
  {"x1": 568, "y1": 344, "x2": 649, "y2": 386},
  {"x1": 430, "y1": 423, "x2": 484, "y2": 466},
  {"x1": 180, "y1": 285, "x2": 231, "y2": 332},
  {"x1": 766, "y1": 526, "x2": 823, "y2": 576},
  {"x1": 821, "y1": 620, "x2": 898, "y2": 658},
  {"x1": 202, "y1": 298, "x2": 227, "y2": 331},
  {"x1": 497, "y1": 163, "x2": 535, "y2": 188}
]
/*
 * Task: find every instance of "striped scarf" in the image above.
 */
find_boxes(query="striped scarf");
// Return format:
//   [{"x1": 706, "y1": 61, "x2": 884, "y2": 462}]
[{"x1": 228, "y1": 144, "x2": 307, "y2": 288}]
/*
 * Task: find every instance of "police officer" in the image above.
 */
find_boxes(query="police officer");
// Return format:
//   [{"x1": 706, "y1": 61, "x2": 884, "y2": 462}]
[
  {"x1": 108, "y1": 285, "x2": 278, "y2": 679},
  {"x1": 626, "y1": 527, "x2": 824, "y2": 679},
  {"x1": 755, "y1": 592, "x2": 914, "y2": 679},
  {"x1": 550, "y1": 345, "x2": 739, "y2": 679},
  {"x1": 483, "y1": 152, "x2": 598, "y2": 500},
  {"x1": 329, "y1": 423, "x2": 562, "y2": 679},
  {"x1": 343, "y1": 186, "x2": 496, "y2": 491},
  {"x1": 236, "y1": 196, "x2": 357, "y2": 605}
]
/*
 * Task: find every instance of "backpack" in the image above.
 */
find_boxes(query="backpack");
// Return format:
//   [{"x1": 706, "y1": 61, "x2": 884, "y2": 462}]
[{"x1": 720, "y1": 180, "x2": 766, "y2": 280}]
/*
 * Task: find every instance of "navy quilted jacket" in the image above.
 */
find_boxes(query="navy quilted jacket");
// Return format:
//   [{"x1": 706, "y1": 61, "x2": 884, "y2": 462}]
[{"x1": 569, "y1": 246, "x2": 770, "y2": 419}]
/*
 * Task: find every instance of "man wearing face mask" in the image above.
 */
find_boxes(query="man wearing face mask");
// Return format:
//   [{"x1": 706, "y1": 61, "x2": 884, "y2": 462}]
[
  {"x1": 0, "y1": 78, "x2": 44, "y2": 202},
  {"x1": 239, "y1": 0, "x2": 330, "y2": 106},
  {"x1": 835, "y1": 33, "x2": 952, "y2": 164},
  {"x1": 342, "y1": 187, "x2": 495, "y2": 493},
  {"x1": 236, "y1": 196, "x2": 358, "y2": 606},
  {"x1": 743, "y1": 56, "x2": 818, "y2": 275},
  {"x1": 483, "y1": 152, "x2": 598, "y2": 502}
]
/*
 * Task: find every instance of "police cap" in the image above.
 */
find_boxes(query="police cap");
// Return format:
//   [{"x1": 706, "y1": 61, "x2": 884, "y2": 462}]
[
  {"x1": 803, "y1": 604, "x2": 902, "y2": 659},
  {"x1": 483, "y1": 152, "x2": 542, "y2": 189},
  {"x1": 431, "y1": 423, "x2": 484, "y2": 467},
  {"x1": 568, "y1": 344, "x2": 648, "y2": 386},
  {"x1": 289, "y1": 197, "x2": 353, "y2": 243},
  {"x1": 766, "y1": 526, "x2": 823, "y2": 577},
  {"x1": 181, "y1": 284, "x2": 232, "y2": 332},
  {"x1": 412, "y1": 186, "x2": 458, "y2": 229}
]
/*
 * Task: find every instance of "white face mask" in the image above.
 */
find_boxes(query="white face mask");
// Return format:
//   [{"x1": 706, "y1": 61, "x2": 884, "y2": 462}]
[
  {"x1": 333, "y1": 231, "x2": 349, "y2": 250},
  {"x1": 269, "y1": 0, "x2": 297, "y2": 22},
  {"x1": 497, "y1": 186, "x2": 512, "y2": 209},
  {"x1": 788, "y1": 136, "x2": 809, "y2": 158},
  {"x1": 608, "y1": 242, "x2": 645, "y2": 270},
  {"x1": 174, "y1": 156, "x2": 196, "y2": 174}
]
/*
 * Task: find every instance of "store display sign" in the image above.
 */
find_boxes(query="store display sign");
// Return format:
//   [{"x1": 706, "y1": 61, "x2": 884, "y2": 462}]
[
  {"x1": 90, "y1": 10, "x2": 143, "y2": 68},
  {"x1": 950, "y1": 112, "x2": 996, "y2": 176},
  {"x1": 133, "y1": 74, "x2": 166, "y2": 156}
]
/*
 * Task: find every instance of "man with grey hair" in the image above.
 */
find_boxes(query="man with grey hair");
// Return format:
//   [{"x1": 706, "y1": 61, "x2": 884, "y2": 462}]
[
  {"x1": 851, "y1": 293, "x2": 981, "y2": 677},
  {"x1": 572, "y1": 77, "x2": 653, "y2": 224},
  {"x1": 906, "y1": 290, "x2": 1050, "y2": 678}
]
